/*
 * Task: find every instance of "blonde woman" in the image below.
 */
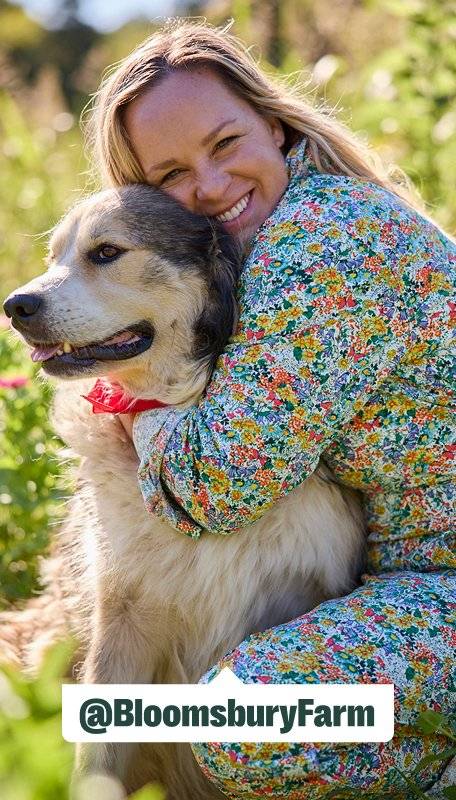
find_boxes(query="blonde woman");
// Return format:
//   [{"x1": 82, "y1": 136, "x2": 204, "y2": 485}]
[{"x1": 87, "y1": 20, "x2": 455, "y2": 799}]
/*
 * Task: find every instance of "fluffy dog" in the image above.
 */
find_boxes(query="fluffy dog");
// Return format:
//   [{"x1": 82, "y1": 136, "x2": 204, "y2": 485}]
[{"x1": 3, "y1": 185, "x2": 365, "y2": 799}]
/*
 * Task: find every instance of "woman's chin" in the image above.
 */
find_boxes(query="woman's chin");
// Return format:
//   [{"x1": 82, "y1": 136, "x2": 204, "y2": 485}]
[
  {"x1": 219, "y1": 190, "x2": 258, "y2": 242},
  {"x1": 224, "y1": 217, "x2": 258, "y2": 247}
]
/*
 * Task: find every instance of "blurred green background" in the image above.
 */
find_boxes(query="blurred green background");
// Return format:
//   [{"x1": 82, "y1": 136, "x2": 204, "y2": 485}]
[{"x1": 0, "y1": 1, "x2": 455, "y2": 796}]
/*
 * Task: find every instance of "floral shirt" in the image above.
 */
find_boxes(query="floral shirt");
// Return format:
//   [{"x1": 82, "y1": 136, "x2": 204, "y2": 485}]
[{"x1": 133, "y1": 137, "x2": 456, "y2": 575}]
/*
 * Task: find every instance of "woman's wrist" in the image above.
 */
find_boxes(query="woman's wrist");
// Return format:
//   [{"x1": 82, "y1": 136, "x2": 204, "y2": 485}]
[{"x1": 118, "y1": 413, "x2": 136, "y2": 439}]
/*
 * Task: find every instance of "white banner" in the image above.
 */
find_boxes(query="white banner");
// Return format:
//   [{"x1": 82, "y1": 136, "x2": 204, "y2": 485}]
[{"x1": 62, "y1": 667, "x2": 394, "y2": 743}]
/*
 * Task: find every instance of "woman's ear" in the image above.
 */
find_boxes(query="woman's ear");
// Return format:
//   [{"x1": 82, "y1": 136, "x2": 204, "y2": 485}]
[{"x1": 267, "y1": 117, "x2": 286, "y2": 148}]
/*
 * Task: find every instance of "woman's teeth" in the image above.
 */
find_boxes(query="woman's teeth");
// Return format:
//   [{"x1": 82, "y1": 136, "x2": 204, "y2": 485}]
[{"x1": 216, "y1": 192, "x2": 250, "y2": 223}]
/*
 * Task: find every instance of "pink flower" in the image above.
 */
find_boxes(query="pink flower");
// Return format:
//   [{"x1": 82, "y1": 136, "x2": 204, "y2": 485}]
[{"x1": 0, "y1": 376, "x2": 28, "y2": 389}]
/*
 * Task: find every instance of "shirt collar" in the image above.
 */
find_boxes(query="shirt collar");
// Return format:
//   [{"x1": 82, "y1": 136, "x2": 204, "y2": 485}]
[
  {"x1": 241, "y1": 136, "x2": 317, "y2": 258},
  {"x1": 285, "y1": 135, "x2": 318, "y2": 181}
]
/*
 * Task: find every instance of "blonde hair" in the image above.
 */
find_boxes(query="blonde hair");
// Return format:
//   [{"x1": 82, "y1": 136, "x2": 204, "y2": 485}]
[{"x1": 86, "y1": 19, "x2": 424, "y2": 213}]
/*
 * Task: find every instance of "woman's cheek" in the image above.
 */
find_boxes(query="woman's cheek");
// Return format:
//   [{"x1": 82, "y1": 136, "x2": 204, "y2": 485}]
[{"x1": 163, "y1": 182, "x2": 192, "y2": 209}]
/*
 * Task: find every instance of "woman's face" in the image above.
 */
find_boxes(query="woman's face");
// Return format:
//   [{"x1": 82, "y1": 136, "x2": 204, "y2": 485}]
[{"x1": 123, "y1": 67, "x2": 289, "y2": 244}]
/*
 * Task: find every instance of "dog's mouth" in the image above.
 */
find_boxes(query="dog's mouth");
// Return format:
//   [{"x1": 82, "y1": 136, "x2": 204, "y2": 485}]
[{"x1": 28, "y1": 321, "x2": 154, "y2": 376}]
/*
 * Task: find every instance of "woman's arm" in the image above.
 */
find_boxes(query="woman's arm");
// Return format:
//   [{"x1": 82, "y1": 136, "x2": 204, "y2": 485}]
[{"x1": 132, "y1": 186, "x2": 448, "y2": 537}]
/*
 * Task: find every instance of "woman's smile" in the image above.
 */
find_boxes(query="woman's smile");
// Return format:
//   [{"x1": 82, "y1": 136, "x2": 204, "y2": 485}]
[
  {"x1": 215, "y1": 190, "x2": 252, "y2": 225},
  {"x1": 123, "y1": 68, "x2": 289, "y2": 244}
]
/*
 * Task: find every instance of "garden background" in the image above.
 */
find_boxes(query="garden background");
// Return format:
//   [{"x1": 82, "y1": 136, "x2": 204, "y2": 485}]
[{"x1": 0, "y1": 0, "x2": 455, "y2": 797}]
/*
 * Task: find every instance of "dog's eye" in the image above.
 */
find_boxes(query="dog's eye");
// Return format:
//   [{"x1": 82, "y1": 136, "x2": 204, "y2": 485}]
[{"x1": 90, "y1": 245, "x2": 124, "y2": 264}]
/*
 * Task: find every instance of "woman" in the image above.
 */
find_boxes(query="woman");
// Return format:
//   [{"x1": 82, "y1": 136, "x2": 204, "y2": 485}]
[{"x1": 87, "y1": 20, "x2": 455, "y2": 799}]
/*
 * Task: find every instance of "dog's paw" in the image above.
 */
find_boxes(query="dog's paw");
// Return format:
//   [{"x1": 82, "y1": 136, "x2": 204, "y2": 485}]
[
  {"x1": 70, "y1": 769, "x2": 126, "y2": 800},
  {"x1": 73, "y1": 741, "x2": 132, "y2": 790}
]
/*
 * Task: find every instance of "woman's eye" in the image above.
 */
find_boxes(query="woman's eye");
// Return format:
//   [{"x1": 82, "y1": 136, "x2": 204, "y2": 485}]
[
  {"x1": 160, "y1": 168, "x2": 184, "y2": 184},
  {"x1": 214, "y1": 135, "x2": 238, "y2": 152},
  {"x1": 90, "y1": 245, "x2": 124, "y2": 263}
]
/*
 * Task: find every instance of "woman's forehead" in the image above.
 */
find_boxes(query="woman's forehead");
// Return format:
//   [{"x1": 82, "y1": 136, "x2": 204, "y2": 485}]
[{"x1": 124, "y1": 68, "x2": 252, "y2": 146}]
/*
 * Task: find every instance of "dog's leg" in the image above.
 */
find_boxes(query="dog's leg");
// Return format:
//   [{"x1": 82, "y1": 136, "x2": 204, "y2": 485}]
[
  {"x1": 74, "y1": 583, "x2": 158, "y2": 789},
  {"x1": 74, "y1": 586, "x2": 225, "y2": 799}
]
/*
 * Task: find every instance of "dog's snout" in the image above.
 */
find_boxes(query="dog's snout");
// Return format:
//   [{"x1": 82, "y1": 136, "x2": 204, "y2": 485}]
[{"x1": 3, "y1": 293, "x2": 42, "y2": 324}]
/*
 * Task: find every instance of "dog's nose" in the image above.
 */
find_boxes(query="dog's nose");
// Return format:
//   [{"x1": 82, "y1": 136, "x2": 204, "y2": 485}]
[{"x1": 3, "y1": 293, "x2": 42, "y2": 324}]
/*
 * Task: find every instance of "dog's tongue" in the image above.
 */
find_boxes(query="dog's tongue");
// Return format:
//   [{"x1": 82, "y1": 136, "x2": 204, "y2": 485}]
[{"x1": 31, "y1": 344, "x2": 61, "y2": 363}]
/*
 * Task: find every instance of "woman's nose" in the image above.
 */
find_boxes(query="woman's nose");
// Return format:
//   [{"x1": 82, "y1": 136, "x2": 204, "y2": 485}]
[{"x1": 195, "y1": 165, "x2": 231, "y2": 207}]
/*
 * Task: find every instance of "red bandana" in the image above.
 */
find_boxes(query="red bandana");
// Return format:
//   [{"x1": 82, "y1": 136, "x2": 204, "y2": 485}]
[{"x1": 82, "y1": 378, "x2": 168, "y2": 415}]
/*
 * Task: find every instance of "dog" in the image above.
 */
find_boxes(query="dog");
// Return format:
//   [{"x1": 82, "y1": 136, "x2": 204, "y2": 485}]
[{"x1": 2, "y1": 185, "x2": 365, "y2": 799}]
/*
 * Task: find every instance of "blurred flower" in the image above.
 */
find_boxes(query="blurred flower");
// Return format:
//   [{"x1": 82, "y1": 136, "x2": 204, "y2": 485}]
[
  {"x1": 312, "y1": 54, "x2": 340, "y2": 85},
  {"x1": 365, "y1": 69, "x2": 396, "y2": 101},
  {"x1": 52, "y1": 112, "x2": 74, "y2": 132},
  {"x1": 380, "y1": 117, "x2": 399, "y2": 134},
  {"x1": 433, "y1": 112, "x2": 456, "y2": 143},
  {"x1": 18, "y1": 177, "x2": 45, "y2": 210},
  {"x1": 0, "y1": 672, "x2": 29, "y2": 719},
  {"x1": 0, "y1": 376, "x2": 28, "y2": 388}
]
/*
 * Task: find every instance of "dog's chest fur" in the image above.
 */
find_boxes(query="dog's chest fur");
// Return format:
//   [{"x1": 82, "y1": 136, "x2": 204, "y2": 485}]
[{"x1": 53, "y1": 384, "x2": 365, "y2": 685}]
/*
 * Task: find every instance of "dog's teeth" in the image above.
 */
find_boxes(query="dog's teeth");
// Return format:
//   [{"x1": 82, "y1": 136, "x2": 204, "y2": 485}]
[
  {"x1": 56, "y1": 349, "x2": 64, "y2": 356},
  {"x1": 63, "y1": 342, "x2": 72, "y2": 353}
]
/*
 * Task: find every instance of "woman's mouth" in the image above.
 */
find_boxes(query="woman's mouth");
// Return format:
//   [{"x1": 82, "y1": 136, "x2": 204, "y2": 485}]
[{"x1": 215, "y1": 191, "x2": 252, "y2": 224}]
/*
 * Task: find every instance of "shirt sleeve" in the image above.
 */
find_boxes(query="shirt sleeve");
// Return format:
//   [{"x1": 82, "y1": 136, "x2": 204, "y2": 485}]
[{"x1": 133, "y1": 187, "x2": 416, "y2": 537}]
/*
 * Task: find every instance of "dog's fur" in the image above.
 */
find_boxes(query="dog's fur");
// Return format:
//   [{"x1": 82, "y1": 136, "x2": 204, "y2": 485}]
[{"x1": 2, "y1": 186, "x2": 366, "y2": 799}]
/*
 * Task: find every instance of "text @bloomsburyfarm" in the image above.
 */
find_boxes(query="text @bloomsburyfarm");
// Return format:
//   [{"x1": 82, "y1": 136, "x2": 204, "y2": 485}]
[{"x1": 62, "y1": 668, "x2": 394, "y2": 742}]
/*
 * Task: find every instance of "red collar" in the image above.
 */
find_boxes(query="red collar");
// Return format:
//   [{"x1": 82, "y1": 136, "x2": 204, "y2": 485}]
[{"x1": 82, "y1": 378, "x2": 168, "y2": 414}]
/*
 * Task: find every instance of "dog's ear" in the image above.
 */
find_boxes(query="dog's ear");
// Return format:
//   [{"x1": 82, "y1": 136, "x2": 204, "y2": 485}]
[
  {"x1": 193, "y1": 227, "x2": 242, "y2": 371},
  {"x1": 119, "y1": 185, "x2": 243, "y2": 371}
]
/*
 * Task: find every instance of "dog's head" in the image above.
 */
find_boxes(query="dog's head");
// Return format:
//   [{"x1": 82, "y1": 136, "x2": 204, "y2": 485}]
[{"x1": 3, "y1": 185, "x2": 241, "y2": 404}]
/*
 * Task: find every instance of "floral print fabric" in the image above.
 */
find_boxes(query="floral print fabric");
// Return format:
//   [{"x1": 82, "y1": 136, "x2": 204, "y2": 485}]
[
  {"x1": 192, "y1": 572, "x2": 456, "y2": 798},
  {"x1": 133, "y1": 135, "x2": 455, "y2": 576},
  {"x1": 133, "y1": 138, "x2": 456, "y2": 796}
]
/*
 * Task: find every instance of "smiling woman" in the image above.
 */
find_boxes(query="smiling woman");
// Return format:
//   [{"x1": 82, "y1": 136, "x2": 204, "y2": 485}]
[
  {"x1": 122, "y1": 67, "x2": 289, "y2": 245},
  {"x1": 82, "y1": 18, "x2": 456, "y2": 800}
]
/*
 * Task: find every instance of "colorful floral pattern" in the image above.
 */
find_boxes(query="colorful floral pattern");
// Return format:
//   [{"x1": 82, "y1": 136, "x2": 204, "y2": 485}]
[
  {"x1": 133, "y1": 137, "x2": 455, "y2": 576},
  {"x1": 132, "y1": 138, "x2": 456, "y2": 796},
  {"x1": 192, "y1": 572, "x2": 456, "y2": 798}
]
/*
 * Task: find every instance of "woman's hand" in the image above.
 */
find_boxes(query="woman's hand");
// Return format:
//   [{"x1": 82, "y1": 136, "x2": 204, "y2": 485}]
[{"x1": 118, "y1": 413, "x2": 135, "y2": 440}]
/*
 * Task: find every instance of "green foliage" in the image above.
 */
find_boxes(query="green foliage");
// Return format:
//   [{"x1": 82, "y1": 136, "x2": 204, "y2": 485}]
[
  {"x1": 0, "y1": 641, "x2": 165, "y2": 800},
  {"x1": 0, "y1": 329, "x2": 66, "y2": 605},
  {"x1": 0, "y1": 86, "x2": 84, "y2": 606},
  {"x1": 0, "y1": 0, "x2": 99, "y2": 111},
  {"x1": 393, "y1": 712, "x2": 456, "y2": 799},
  {"x1": 0, "y1": 90, "x2": 83, "y2": 298},
  {"x1": 348, "y1": 0, "x2": 456, "y2": 231},
  {"x1": 417, "y1": 709, "x2": 456, "y2": 740},
  {"x1": 0, "y1": 640, "x2": 74, "y2": 800}
]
